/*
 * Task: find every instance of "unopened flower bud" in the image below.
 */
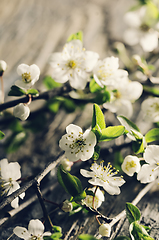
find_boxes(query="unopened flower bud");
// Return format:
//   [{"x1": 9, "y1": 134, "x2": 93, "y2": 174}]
[
  {"x1": 60, "y1": 158, "x2": 73, "y2": 171},
  {"x1": 61, "y1": 200, "x2": 73, "y2": 212},
  {"x1": 13, "y1": 103, "x2": 30, "y2": 121},
  {"x1": 99, "y1": 223, "x2": 111, "y2": 237},
  {"x1": 132, "y1": 55, "x2": 142, "y2": 65},
  {"x1": 0, "y1": 60, "x2": 7, "y2": 76},
  {"x1": 84, "y1": 187, "x2": 104, "y2": 209}
]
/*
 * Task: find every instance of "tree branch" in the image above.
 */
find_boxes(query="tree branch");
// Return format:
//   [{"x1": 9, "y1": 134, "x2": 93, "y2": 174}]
[{"x1": 0, "y1": 153, "x2": 65, "y2": 210}]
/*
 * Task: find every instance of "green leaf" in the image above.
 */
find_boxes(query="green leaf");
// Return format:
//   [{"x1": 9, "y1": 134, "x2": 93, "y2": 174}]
[
  {"x1": 78, "y1": 234, "x2": 99, "y2": 240},
  {"x1": 145, "y1": 128, "x2": 159, "y2": 143},
  {"x1": 52, "y1": 226, "x2": 62, "y2": 233},
  {"x1": 143, "y1": 85, "x2": 159, "y2": 96},
  {"x1": 92, "y1": 104, "x2": 106, "y2": 130},
  {"x1": 8, "y1": 85, "x2": 26, "y2": 97},
  {"x1": 89, "y1": 78, "x2": 102, "y2": 93},
  {"x1": 26, "y1": 88, "x2": 39, "y2": 96},
  {"x1": 47, "y1": 98, "x2": 61, "y2": 113},
  {"x1": 67, "y1": 31, "x2": 83, "y2": 42},
  {"x1": 117, "y1": 116, "x2": 140, "y2": 133},
  {"x1": 43, "y1": 76, "x2": 62, "y2": 90},
  {"x1": 0, "y1": 130, "x2": 5, "y2": 140},
  {"x1": 94, "y1": 91, "x2": 111, "y2": 105},
  {"x1": 125, "y1": 203, "x2": 141, "y2": 224},
  {"x1": 130, "y1": 221, "x2": 154, "y2": 240},
  {"x1": 99, "y1": 126, "x2": 125, "y2": 142},
  {"x1": 9, "y1": 119, "x2": 24, "y2": 133},
  {"x1": 62, "y1": 98, "x2": 76, "y2": 113},
  {"x1": 57, "y1": 165, "x2": 85, "y2": 199},
  {"x1": 113, "y1": 237, "x2": 131, "y2": 240},
  {"x1": 132, "y1": 140, "x2": 145, "y2": 154},
  {"x1": 5, "y1": 131, "x2": 27, "y2": 153}
]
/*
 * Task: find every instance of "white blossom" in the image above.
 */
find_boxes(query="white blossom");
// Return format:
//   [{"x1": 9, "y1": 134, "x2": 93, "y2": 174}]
[
  {"x1": 50, "y1": 39, "x2": 99, "y2": 90},
  {"x1": 103, "y1": 79, "x2": 143, "y2": 118},
  {"x1": 15, "y1": 63, "x2": 40, "y2": 89},
  {"x1": 13, "y1": 219, "x2": 51, "y2": 239},
  {"x1": 13, "y1": 103, "x2": 30, "y2": 121},
  {"x1": 59, "y1": 124, "x2": 96, "y2": 162},
  {"x1": 137, "y1": 145, "x2": 159, "y2": 183},
  {"x1": 80, "y1": 161, "x2": 125, "y2": 195},
  {"x1": 141, "y1": 97, "x2": 159, "y2": 122},
  {"x1": 98, "y1": 223, "x2": 111, "y2": 237},
  {"x1": 122, "y1": 155, "x2": 141, "y2": 177},
  {"x1": 0, "y1": 158, "x2": 25, "y2": 208},
  {"x1": 93, "y1": 56, "x2": 128, "y2": 88},
  {"x1": 61, "y1": 200, "x2": 73, "y2": 212},
  {"x1": 0, "y1": 60, "x2": 7, "y2": 76},
  {"x1": 123, "y1": 6, "x2": 159, "y2": 52},
  {"x1": 84, "y1": 187, "x2": 104, "y2": 209}
]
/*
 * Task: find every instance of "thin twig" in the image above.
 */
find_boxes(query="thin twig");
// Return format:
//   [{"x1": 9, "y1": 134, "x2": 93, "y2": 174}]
[
  {"x1": 0, "y1": 84, "x2": 71, "y2": 112},
  {"x1": 34, "y1": 181, "x2": 53, "y2": 231},
  {"x1": 110, "y1": 180, "x2": 157, "y2": 227},
  {"x1": 0, "y1": 153, "x2": 65, "y2": 210}
]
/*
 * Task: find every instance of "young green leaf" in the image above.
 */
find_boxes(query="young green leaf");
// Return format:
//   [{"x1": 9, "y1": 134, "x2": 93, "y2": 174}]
[
  {"x1": 0, "y1": 130, "x2": 5, "y2": 140},
  {"x1": 78, "y1": 234, "x2": 99, "y2": 240},
  {"x1": 132, "y1": 140, "x2": 145, "y2": 154},
  {"x1": 8, "y1": 85, "x2": 26, "y2": 97},
  {"x1": 92, "y1": 104, "x2": 106, "y2": 130},
  {"x1": 89, "y1": 78, "x2": 102, "y2": 93},
  {"x1": 67, "y1": 31, "x2": 83, "y2": 42},
  {"x1": 113, "y1": 236, "x2": 131, "y2": 240},
  {"x1": 145, "y1": 128, "x2": 159, "y2": 143},
  {"x1": 99, "y1": 126, "x2": 125, "y2": 142},
  {"x1": 43, "y1": 76, "x2": 62, "y2": 90},
  {"x1": 125, "y1": 203, "x2": 141, "y2": 224},
  {"x1": 52, "y1": 226, "x2": 62, "y2": 233},
  {"x1": 117, "y1": 116, "x2": 140, "y2": 133},
  {"x1": 57, "y1": 165, "x2": 85, "y2": 199},
  {"x1": 130, "y1": 221, "x2": 154, "y2": 240},
  {"x1": 26, "y1": 88, "x2": 39, "y2": 96}
]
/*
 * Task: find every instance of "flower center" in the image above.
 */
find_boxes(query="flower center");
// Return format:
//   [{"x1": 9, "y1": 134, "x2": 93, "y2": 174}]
[
  {"x1": 140, "y1": 23, "x2": 150, "y2": 32},
  {"x1": 97, "y1": 68, "x2": 112, "y2": 80},
  {"x1": 67, "y1": 60, "x2": 77, "y2": 69},
  {"x1": 22, "y1": 72, "x2": 32, "y2": 83},
  {"x1": 31, "y1": 235, "x2": 41, "y2": 240},
  {"x1": 125, "y1": 160, "x2": 136, "y2": 171},
  {"x1": 114, "y1": 90, "x2": 121, "y2": 99}
]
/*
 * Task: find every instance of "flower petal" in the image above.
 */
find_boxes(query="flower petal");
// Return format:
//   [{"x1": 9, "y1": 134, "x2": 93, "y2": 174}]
[
  {"x1": 144, "y1": 145, "x2": 159, "y2": 165},
  {"x1": 13, "y1": 226, "x2": 31, "y2": 239},
  {"x1": 80, "y1": 169, "x2": 95, "y2": 178},
  {"x1": 11, "y1": 197, "x2": 19, "y2": 209},
  {"x1": 137, "y1": 164, "x2": 157, "y2": 183},
  {"x1": 28, "y1": 219, "x2": 44, "y2": 236},
  {"x1": 17, "y1": 64, "x2": 29, "y2": 76}
]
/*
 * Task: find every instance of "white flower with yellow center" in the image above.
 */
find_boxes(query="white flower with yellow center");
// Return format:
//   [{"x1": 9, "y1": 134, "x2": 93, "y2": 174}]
[
  {"x1": 84, "y1": 187, "x2": 105, "y2": 209},
  {"x1": 50, "y1": 39, "x2": 99, "y2": 90},
  {"x1": 103, "y1": 79, "x2": 143, "y2": 118},
  {"x1": 137, "y1": 145, "x2": 159, "y2": 183},
  {"x1": 141, "y1": 97, "x2": 159, "y2": 122},
  {"x1": 15, "y1": 63, "x2": 40, "y2": 89},
  {"x1": 0, "y1": 158, "x2": 25, "y2": 208},
  {"x1": 13, "y1": 219, "x2": 51, "y2": 239},
  {"x1": 80, "y1": 161, "x2": 125, "y2": 195},
  {"x1": 59, "y1": 124, "x2": 96, "y2": 162},
  {"x1": 93, "y1": 56, "x2": 127, "y2": 88},
  {"x1": 123, "y1": 6, "x2": 159, "y2": 52},
  {"x1": 121, "y1": 155, "x2": 141, "y2": 177}
]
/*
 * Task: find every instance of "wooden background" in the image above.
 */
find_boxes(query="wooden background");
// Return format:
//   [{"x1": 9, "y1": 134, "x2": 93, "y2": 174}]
[{"x1": 0, "y1": 0, "x2": 159, "y2": 239}]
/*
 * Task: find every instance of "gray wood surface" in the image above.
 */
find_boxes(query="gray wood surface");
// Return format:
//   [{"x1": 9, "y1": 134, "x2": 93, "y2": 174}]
[{"x1": 0, "y1": 0, "x2": 159, "y2": 239}]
